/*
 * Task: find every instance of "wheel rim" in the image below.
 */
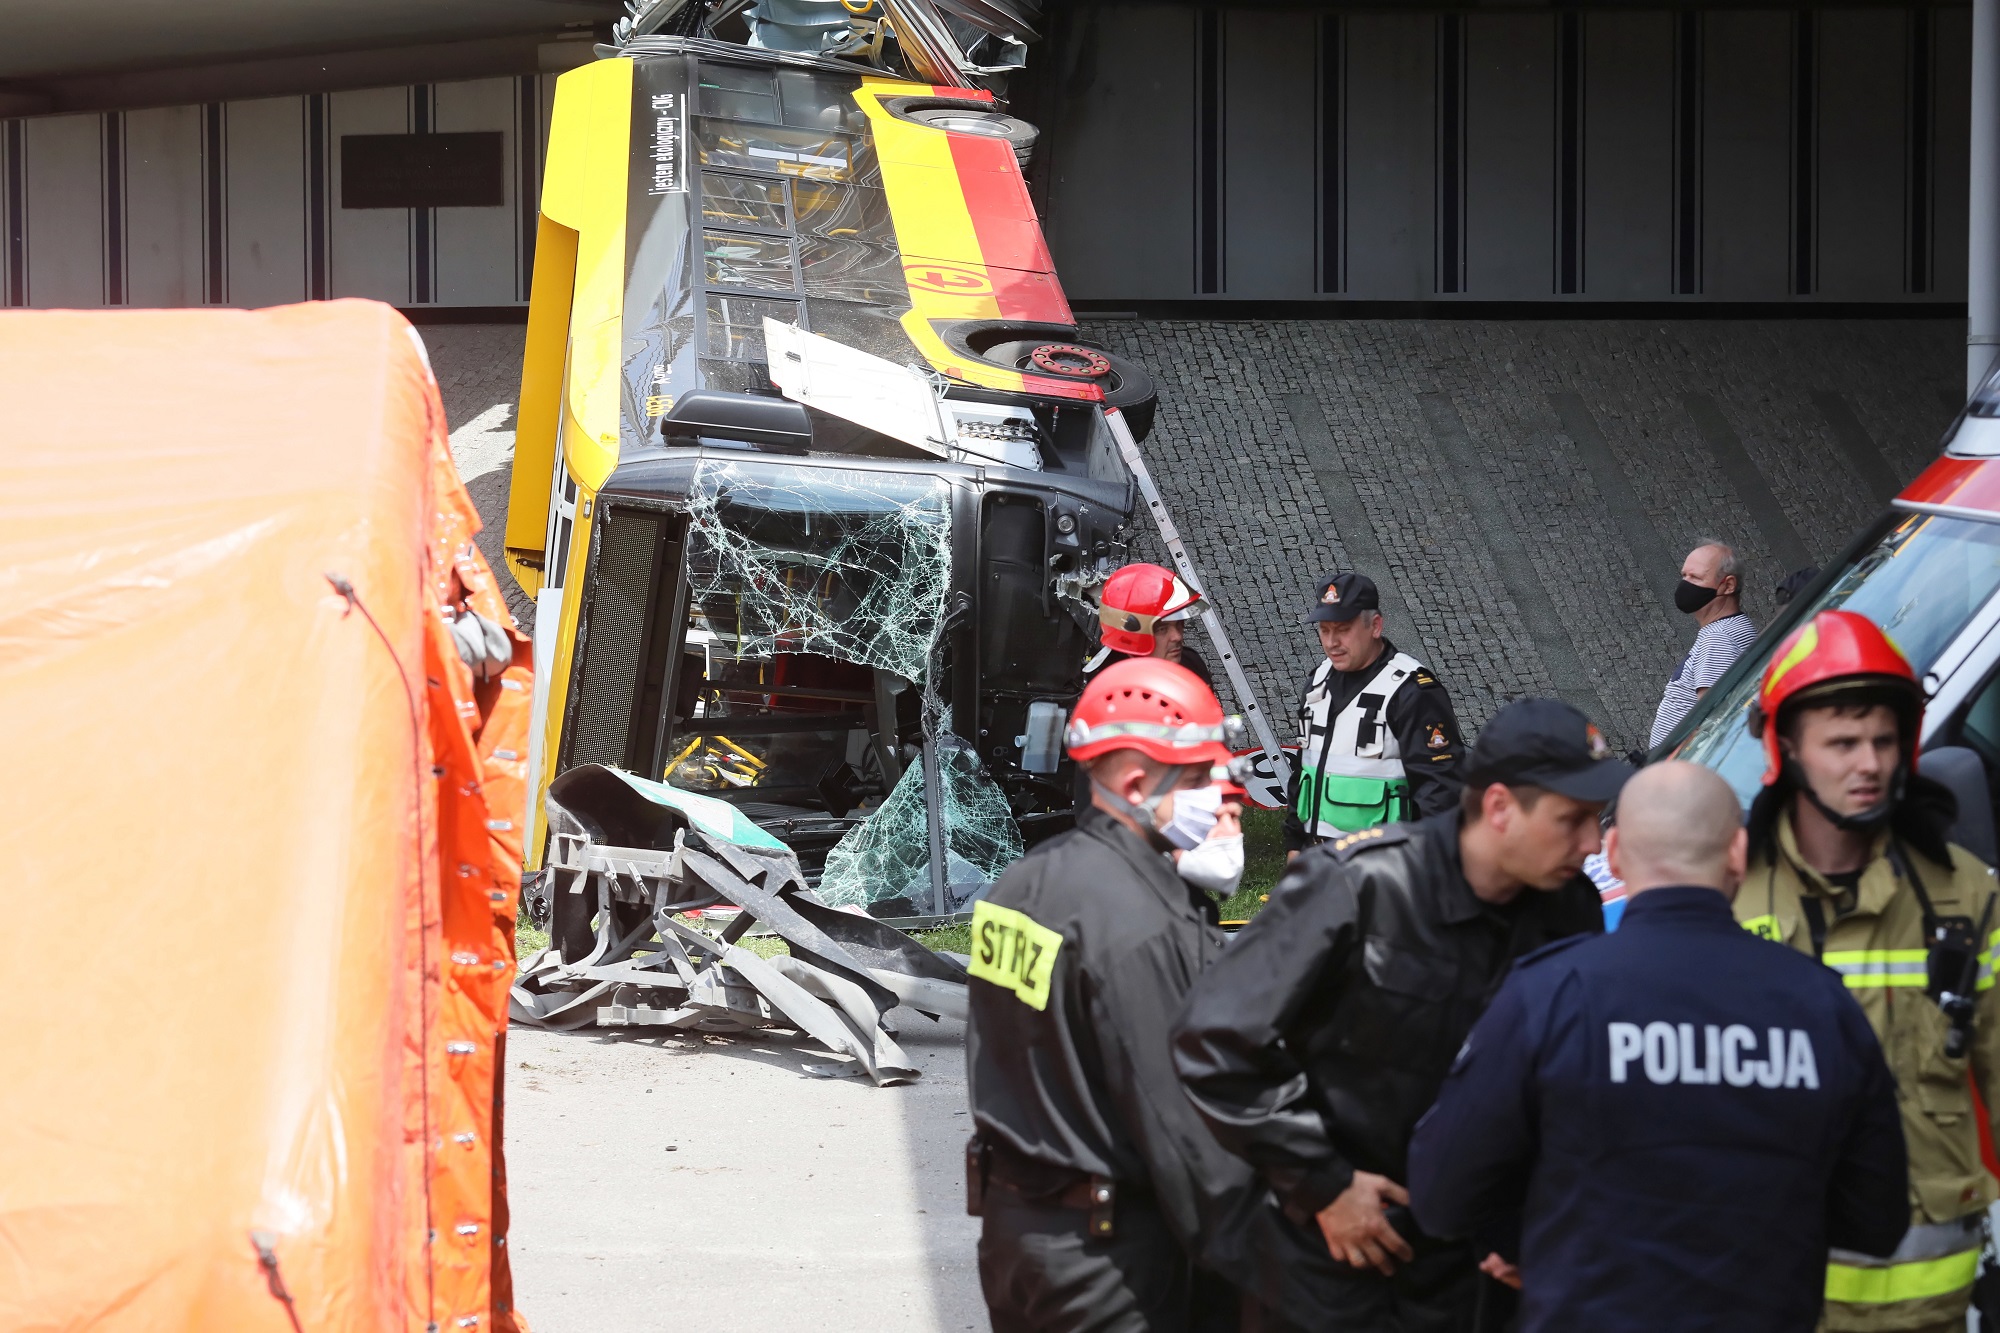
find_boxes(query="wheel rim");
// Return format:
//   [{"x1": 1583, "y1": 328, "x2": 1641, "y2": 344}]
[
  {"x1": 911, "y1": 110, "x2": 1013, "y2": 138},
  {"x1": 1028, "y1": 343, "x2": 1112, "y2": 379}
]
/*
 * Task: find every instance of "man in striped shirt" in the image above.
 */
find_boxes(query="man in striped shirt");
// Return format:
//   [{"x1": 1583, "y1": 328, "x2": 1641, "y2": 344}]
[{"x1": 1649, "y1": 540, "x2": 1758, "y2": 749}]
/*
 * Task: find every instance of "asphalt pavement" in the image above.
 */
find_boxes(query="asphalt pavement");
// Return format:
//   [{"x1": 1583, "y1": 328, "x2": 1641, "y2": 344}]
[
  {"x1": 444, "y1": 395, "x2": 983, "y2": 1331},
  {"x1": 504, "y1": 1016, "x2": 982, "y2": 1333}
]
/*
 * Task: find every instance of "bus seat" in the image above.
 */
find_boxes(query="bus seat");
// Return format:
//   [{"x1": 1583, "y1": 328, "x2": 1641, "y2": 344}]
[{"x1": 1919, "y1": 745, "x2": 1999, "y2": 867}]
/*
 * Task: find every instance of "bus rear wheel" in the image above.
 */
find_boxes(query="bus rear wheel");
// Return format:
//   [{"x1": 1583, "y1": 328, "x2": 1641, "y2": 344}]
[
  {"x1": 979, "y1": 339, "x2": 1158, "y2": 442},
  {"x1": 893, "y1": 103, "x2": 1040, "y2": 167}
]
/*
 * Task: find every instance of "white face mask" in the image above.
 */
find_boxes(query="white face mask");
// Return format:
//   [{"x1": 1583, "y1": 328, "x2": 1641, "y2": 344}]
[
  {"x1": 1162, "y1": 783, "x2": 1223, "y2": 851},
  {"x1": 1178, "y1": 833, "x2": 1244, "y2": 895}
]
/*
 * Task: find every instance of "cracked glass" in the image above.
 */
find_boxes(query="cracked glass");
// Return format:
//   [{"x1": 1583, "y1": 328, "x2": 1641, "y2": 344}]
[
  {"x1": 817, "y1": 735, "x2": 1024, "y2": 910},
  {"x1": 684, "y1": 457, "x2": 949, "y2": 679},
  {"x1": 703, "y1": 293, "x2": 799, "y2": 360},
  {"x1": 676, "y1": 455, "x2": 1022, "y2": 908}
]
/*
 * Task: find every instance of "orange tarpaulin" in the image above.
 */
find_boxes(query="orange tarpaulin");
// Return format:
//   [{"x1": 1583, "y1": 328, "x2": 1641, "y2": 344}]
[{"x1": 0, "y1": 300, "x2": 529, "y2": 1331}]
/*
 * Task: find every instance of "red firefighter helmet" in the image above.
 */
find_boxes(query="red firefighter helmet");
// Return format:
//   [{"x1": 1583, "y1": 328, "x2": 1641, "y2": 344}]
[
  {"x1": 1748, "y1": 609, "x2": 1923, "y2": 786},
  {"x1": 1066, "y1": 657, "x2": 1234, "y2": 767},
  {"x1": 1098, "y1": 562, "x2": 1205, "y2": 656}
]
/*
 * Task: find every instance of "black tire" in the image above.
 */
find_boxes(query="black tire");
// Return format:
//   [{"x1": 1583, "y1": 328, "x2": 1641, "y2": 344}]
[
  {"x1": 522, "y1": 867, "x2": 553, "y2": 929},
  {"x1": 1098, "y1": 351, "x2": 1157, "y2": 442},
  {"x1": 974, "y1": 339, "x2": 1159, "y2": 442},
  {"x1": 895, "y1": 104, "x2": 1040, "y2": 167}
]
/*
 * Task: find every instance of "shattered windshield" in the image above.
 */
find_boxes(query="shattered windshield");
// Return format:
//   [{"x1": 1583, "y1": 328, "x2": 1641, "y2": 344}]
[
  {"x1": 1676, "y1": 512, "x2": 2000, "y2": 802},
  {"x1": 683, "y1": 456, "x2": 948, "y2": 679},
  {"x1": 665, "y1": 454, "x2": 1024, "y2": 909},
  {"x1": 667, "y1": 455, "x2": 946, "y2": 806}
]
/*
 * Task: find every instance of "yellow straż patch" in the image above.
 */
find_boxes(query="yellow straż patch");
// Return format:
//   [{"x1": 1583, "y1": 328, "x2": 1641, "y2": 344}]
[{"x1": 968, "y1": 901, "x2": 1065, "y2": 1011}]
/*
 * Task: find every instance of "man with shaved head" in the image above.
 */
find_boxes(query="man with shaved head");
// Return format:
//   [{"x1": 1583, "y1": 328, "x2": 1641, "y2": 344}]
[
  {"x1": 1407, "y1": 762, "x2": 1907, "y2": 1331},
  {"x1": 1650, "y1": 540, "x2": 1757, "y2": 748}
]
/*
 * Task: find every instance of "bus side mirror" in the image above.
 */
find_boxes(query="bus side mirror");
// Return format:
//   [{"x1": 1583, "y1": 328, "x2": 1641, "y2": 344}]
[{"x1": 661, "y1": 390, "x2": 813, "y2": 453}]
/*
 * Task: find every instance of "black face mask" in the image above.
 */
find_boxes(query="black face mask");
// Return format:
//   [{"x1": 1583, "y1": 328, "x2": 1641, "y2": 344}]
[{"x1": 1674, "y1": 579, "x2": 1720, "y2": 614}]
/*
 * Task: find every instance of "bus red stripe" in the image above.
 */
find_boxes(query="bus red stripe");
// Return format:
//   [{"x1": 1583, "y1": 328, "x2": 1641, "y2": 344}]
[{"x1": 945, "y1": 132, "x2": 1072, "y2": 326}]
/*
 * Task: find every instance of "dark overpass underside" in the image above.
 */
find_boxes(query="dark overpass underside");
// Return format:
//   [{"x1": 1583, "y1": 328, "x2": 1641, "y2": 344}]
[{"x1": 1020, "y1": 2, "x2": 1970, "y2": 313}]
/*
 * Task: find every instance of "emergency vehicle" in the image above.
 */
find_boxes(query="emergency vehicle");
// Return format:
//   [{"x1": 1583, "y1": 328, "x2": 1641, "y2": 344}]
[{"x1": 1667, "y1": 377, "x2": 2000, "y2": 826}]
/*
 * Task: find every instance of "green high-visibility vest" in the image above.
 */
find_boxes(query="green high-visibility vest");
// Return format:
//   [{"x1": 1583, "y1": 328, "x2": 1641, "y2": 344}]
[{"x1": 1296, "y1": 651, "x2": 1421, "y2": 838}]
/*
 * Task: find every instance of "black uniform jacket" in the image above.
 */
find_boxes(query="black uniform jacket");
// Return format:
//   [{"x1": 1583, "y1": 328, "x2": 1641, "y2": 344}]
[
  {"x1": 1092, "y1": 643, "x2": 1215, "y2": 692},
  {"x1": 969, "y1": 807, "x2": 1280, "y2": 1260},
  {"x1": 1172, "y1": 643, "x2": 1216, "y2": 693},
  {"x1": 1171, "y1": 811, "x2": 1603, "y2": 1226},
  {"x1": 1282, "y1": 639, "x2": 1466, "y2": 851},
  {"x1": 1408, "y1": 887, "x2": 1907, "y2": 1332}
]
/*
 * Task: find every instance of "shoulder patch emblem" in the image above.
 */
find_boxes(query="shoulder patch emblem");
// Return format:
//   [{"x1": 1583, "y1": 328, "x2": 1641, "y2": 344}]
[
  {"x1": 1415, "y1": 672, "x2": 1437, "y2": 687},
  {"x1": 1740, "y1": 913, "x2": 1784, "y2": 942},
  {"x1": 968, "y1": 901, "x2": 1065, "y2": 1011},
  {"x1": 1426, "y1": 724, "x2": 1448, "y2": 750},
  {"x1": 1329, "y1": 824, "x2": 1411, "y2": 861}
]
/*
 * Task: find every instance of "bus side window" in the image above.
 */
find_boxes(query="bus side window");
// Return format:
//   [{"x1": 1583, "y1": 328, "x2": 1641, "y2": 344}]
[
  {"x1": 698, "y1": 65, "x2": 779, "y2": 122},
  {"x1": 776, "y1": 70, "x2": 869, "y2": 135}
]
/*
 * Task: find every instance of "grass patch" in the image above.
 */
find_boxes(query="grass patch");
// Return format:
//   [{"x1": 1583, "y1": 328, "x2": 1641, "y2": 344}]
[
  {"x1": 911, "y1": 921, "x2": 972, "y2": 955},
  {"x1": 732, "y1": 933, "x2": 793, "y2": 959},
  {"x1": 1217, "y1": 806, "x2": 1288, "y2": 924},
  {"x1": 516, "y1": 918, "x2": 549, "y2": 959},
  {"x1": 515, "y1": 915, "x2": 791, "y2": 959},
  {"x1": 513, "y1": 913, "x2": 947, "y2": 961}
]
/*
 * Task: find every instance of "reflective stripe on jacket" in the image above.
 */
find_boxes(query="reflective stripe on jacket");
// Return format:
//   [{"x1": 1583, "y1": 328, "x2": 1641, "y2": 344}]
[
  {"x1": 1735, "y1": 810, "x2": 2000, "y2": 1328},
  {"x1": 1826, "y1": 1215, "x2": 1981, "y2": 1306},
  {"x1": 1295, "y1": 651, "x2": 1421, "y2": 838}
]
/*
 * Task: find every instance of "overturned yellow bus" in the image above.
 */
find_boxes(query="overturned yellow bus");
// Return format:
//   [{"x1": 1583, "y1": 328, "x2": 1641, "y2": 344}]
[{"x1": 505, "y1": 36, "x2": 1159, "y2": 934}]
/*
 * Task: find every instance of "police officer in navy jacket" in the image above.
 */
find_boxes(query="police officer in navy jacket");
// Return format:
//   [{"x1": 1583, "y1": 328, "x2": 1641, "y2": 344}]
[{"x1": 1407, "y1": 761, "x2": 1908, "y2": 1331}]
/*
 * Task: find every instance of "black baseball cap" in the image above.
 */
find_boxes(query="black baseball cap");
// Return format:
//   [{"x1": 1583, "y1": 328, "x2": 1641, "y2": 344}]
[
  {"x1": 1463, "y1": 698, "x2": 1632, "y2": 802},
  {"x1": 1304, "y1": 572, "x2": 1380, "y2": 624}
]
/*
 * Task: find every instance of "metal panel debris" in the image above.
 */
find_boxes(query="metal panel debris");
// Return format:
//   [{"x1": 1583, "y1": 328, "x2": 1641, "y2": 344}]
[{"x1": 513, "y1": 765, "x2": 967, "y2": 1085}]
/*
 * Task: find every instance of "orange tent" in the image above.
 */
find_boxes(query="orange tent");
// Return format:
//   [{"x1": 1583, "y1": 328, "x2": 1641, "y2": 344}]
[{"x1": 0, "y1": 301, "x2": 529, "y2": 1332}]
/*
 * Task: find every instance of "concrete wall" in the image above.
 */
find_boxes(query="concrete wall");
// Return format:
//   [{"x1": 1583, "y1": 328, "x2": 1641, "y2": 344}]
[
  {"x1": 1036, "y1": 5, "x2": 1971, "y2": 305},
  {"x1": 0, "y1": 74, "x2": 554, "y2": 310}
]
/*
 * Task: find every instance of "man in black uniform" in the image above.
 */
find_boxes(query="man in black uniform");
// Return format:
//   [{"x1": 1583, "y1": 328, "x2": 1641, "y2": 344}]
[
  {"x1": 969, "y1": 656, "x2": 1321, "y2": 1332},
  {"x1": 1285, "y1": 573, "x2": 1463, "y2": 858},
  {"x1": 1173, "y1": 698, "x2": 1625, "y2": 1331},
  {"x1": 1408, "y1": 761, "x2": 1907, "y2": 1330},
  {"x1": 1075, "y1": 562, "x2": 1216, "y2": 811},
  {"x1": 1089, "y1": 560, "x2": 1217, "y2": 690}
]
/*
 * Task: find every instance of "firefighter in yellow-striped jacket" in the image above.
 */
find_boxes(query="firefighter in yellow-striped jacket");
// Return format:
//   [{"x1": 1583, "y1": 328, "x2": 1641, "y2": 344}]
[{"x1": 1732, "y1": 610, "x2": 2000, "y2": 1333}]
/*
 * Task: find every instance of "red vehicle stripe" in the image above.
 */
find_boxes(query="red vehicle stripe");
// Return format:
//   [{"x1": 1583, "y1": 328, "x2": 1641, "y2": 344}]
[
  {"x1": 1900, "y1": 456, "x2": 1987, "y2": 509},
  {"x1": 946, "y1": 132, "x2": 1072, "y2": 326}
]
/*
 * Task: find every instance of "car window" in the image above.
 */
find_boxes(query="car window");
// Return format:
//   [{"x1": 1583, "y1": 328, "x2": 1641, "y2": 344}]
[
  {"x1": 1674, "y1": 513, "x2": 2000, "y2": 805},
  {"x1": 1960, "y1": 666, "x2": 2000, "y2": 762}
]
